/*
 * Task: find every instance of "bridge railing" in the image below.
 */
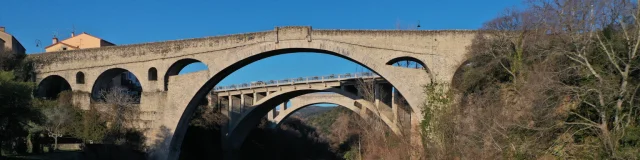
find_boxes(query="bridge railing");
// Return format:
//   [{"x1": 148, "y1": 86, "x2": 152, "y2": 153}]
[{"x1": 213, "y1": 72, "x2": 379, "y2": 91}]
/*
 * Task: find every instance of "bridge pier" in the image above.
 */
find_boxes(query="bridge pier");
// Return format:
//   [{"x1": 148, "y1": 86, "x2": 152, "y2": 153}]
[
  {"x1": 218, "y1": 96, "x2": 230, "y2": 117},
  {"x1": 71, "y1": 91, "x2": 91, "y2": 110},
  {"x1": 254, "y1": 92, "x2": 266, "y2": 102},
  {"x1": 267, "y1": 108, "x2": 276, "y2": 121},
  {"x1": 374, "y1": 83, "x2": 380, "y2": 107},
  {"x1": 281, "y1": 100, "x2": 289, "y2": 110},
  {"x1": 230, "y1": 95, "x2": 241, "y2": 123},
  {"x1": 392, "y1": 88, "x2": 398, "y2": 124},
  {"x1": 240, "y1": 94, "x2": 245, "y2": 113},
  {"x1": 265, "y1": 91, "x2": 276, "y2": 121}
]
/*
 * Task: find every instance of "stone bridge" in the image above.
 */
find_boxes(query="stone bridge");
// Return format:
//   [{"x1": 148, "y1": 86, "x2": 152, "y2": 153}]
[{"x1": 28, "y1": 26, "x2": 476, "y2": 159}]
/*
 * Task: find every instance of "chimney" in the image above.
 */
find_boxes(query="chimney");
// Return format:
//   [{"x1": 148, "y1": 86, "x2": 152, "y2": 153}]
[
  {"x1": 71, "y1": 31, "x2": 75, "y2": 37},
  {"x1": 52, "y1": 36, "x2": 58, "y2": 44},
  {"x1": 0, "y1": 27, "x2": 5, "y2": 32}
]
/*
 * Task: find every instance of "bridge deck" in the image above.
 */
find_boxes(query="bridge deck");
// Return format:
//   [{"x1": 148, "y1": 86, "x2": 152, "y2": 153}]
[{"x1": 213, "y1": 72, "x2": 380, "y2": 92}]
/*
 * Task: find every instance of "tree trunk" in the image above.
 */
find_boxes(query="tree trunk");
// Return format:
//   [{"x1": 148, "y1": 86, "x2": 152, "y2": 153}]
[
  {"x1": 26, "y1": 133, "x2": 32, "y2": 153},
  {"x1": 53, "y1": 136, "x2": 58, "y2": 151},
  {"x1": 600, "y1": 124, "x2": 615, "y2": 158},
  {"x1": 0, "y1": 139, "x2": 3, "y2": 157},
  {"x1": 34, "y1": 134, "x2": 42, "y2": 153}
]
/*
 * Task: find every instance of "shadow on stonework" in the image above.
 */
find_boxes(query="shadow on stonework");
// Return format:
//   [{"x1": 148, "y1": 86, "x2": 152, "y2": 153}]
[
  {"x1": 239, "y1": 118, "x2": 340, "y2": 160},
  {"x1": 179, "y1": 105, "x2": 228, "y2": 159},
  {"x1": 170, "y1": 105, "x2": 344, "y2": 160},
  {"x1": 80, "y1": 128, "x2": 148, "y2": 160},
  {"x1": 146, "y1": 126, "x2": 173, "y2": 160}
]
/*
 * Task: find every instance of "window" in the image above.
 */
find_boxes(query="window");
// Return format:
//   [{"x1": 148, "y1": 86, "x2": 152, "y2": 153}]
[
  {"x1": 76, "y1": 72, "x2": 85, "y2": 84},
  {"x1": 62, "y1": 47, "x2": 67, "y2": 51},
  {"x1": 148, "y1": 67, "x2": 158, "y2": 81}
]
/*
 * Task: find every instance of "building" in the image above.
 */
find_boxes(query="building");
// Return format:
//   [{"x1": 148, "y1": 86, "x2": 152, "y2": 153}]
[
  {"x1": 0, "y1": 38, "x2": 5, "y2": 53},
  {"x1": 44, "y1": 32, "x2": 115, "y2": 52},
  {"x1": 0, "y1": 27, "x2": 26, "y2": 54}
]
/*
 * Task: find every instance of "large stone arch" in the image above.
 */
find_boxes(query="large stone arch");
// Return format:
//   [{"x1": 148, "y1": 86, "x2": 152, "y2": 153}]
[
  {"x1": 168, "y1": 42, "x2": 431, "y2": 159},
  {"x1": 35, "y1": 75, "x2": 72, "y2": 99}
]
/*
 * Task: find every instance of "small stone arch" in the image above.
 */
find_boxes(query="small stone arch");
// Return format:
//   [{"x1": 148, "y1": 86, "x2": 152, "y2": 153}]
[
  {"x1": 148, "y1": 67, "x2": 158, "y2": 81},
  {"x1": 76, "y1": 72, "x2": 85, "y2": 84},
  {"x1": 164, "y1": 58, "x2": 208, "y2": 91},
  {"x1": 450, "y1": 55, "x2": 498, "y2": 91},
  {"x1": 386, "y1": 56, "x2": 430, "y2": 72}
]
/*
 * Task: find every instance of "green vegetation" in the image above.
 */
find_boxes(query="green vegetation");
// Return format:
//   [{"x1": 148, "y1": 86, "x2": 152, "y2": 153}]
[
  {"x1": 0, "y1": 71, "x2": 41, "y2": 156},
  {"x1": 420, "y1": 82, "x2": 455, "y2": 159},
  {"x1": 0, "y1": 49, "x2": 144, "y2": 159},
  {"x1": 300, "y1": 105, "x2": 412, "y2": 159}
]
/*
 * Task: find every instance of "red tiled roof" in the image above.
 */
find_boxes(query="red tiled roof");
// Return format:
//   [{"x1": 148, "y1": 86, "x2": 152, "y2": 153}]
[
  {"x1": 44, "y1": 42, "x2": 79, "y2": 49},
  {"x1": 79, "y1": 32, "x2": 115, "y2": 46},
  {"x1": 44, "y1": 32, "x2": 115, "y2": 49}
]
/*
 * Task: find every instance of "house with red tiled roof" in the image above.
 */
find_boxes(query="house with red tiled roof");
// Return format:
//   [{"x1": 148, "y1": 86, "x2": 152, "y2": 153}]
[{"x1": 45, "y1": 32, "x2": 115, "y2": 52}]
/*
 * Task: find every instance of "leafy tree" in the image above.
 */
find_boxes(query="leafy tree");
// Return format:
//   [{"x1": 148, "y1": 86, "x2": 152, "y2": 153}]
[
  {"x1": 76, "y1": 107, "x2": 107, "y2": 144},
  {"x1": 305, "y1": 107, "x2": 351, "y2": 134},
  {"x1": 0, "y1": 48, "x2": 21, "y2": 71},
  {"x1": 0, "y1": 71, "x2": 41, "y2": 155}
]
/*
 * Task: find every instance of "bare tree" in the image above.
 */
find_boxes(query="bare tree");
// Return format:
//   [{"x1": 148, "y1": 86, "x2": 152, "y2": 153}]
[
  {"x1": 354, "y1": 77, "x2": 394, "y2": 135},
  {"x1": 330, "y1": 113, "x2": 354, "y2": 144},
  {"x1": 354, "y1": 77, "x2": 389, "y2": 114},
  {"x1": 459, "y1": 0, "x2": 640, "y2": 158},
  {"x1": 99, "y1": 86, "x2": 139, "y2": 131},
  {"x1": 469, "y1": 7, "x2": 548, "y2": 85},
  {"x1": 43, "y1": 104, "x2": 73, "y2": 150},
  {"x1": 526, "y1": 0, "x2": 640, "y2": 158},
  {"x1": 351, "y1": 76, "x2": 417, "y2": 159}
]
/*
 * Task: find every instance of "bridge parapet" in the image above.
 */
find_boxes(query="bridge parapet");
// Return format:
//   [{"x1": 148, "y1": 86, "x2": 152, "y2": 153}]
[{"x1": 213, "y1": 72, "x2": 378, "y2": 91}]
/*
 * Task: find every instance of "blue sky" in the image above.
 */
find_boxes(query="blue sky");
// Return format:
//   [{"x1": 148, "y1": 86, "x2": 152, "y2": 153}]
[{"x1": 0, "y1": 0, "x2": 523, "y2": 87}]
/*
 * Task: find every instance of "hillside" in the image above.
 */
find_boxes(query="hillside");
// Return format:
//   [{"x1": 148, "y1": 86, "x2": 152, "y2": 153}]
[
  {"x1": 302, "y1": 106, "x2": 353, "y2": 134},
  {"x1": 290, "y1": 105, "x2": 336, "y2": 118}
]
